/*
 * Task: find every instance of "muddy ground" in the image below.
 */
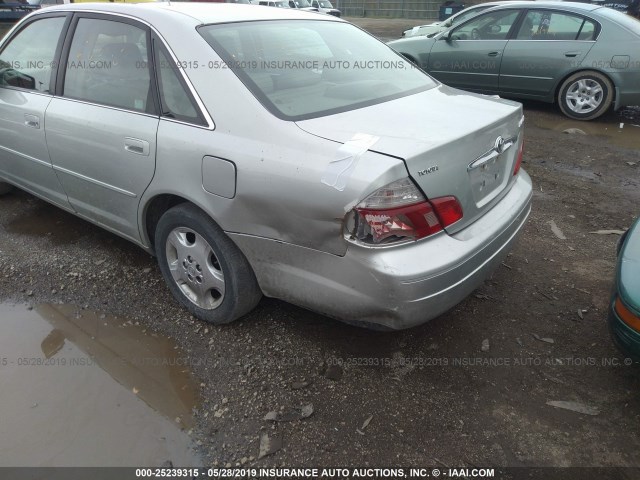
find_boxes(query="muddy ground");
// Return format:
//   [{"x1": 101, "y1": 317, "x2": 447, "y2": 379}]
[{"x1": 1, "y1": 18, "x2": 640, "y2": 471}]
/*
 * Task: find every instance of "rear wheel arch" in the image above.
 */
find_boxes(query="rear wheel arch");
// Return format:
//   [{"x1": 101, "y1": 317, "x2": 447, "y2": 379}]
[
  {"x1": 143, "y1": 194, "x2": 190, "y2": 254},
  {"x1": 554, "y1": 69, "x2": 615, "y2": 120}
]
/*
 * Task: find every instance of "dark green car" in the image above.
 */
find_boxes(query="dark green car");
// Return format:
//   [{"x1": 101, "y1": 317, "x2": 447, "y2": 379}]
[
  {"x1": 609, "y1": 217, "x2": 640, "y2": 361},
  {"x1": 388, "y1": 1, "x2": 640, "y2": 120}
]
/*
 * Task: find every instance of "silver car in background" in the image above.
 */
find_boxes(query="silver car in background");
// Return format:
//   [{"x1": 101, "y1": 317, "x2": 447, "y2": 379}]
[
  {"x1": 310, "y1": 0, "x2": 341, "y2": 17},
  {"x1": 0, "y1": 4, "x2": 531, "y2": 329},
  {"x1": 402, "y1": 1, "x2": 514, "y2": 37}
]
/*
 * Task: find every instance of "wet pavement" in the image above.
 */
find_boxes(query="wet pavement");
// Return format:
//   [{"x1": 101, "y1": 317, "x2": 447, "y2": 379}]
[
  {"x1": 531, "y1": 107, "x2": 640, "y2": 151},
  {"x1": 0, "y1": 303, "x2": 201, "y2": 467},
  {"x1": 4, "y1": 203, "x2": 88, "y2": 246}
]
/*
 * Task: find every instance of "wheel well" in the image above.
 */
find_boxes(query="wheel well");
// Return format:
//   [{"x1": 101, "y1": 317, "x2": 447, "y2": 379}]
[
  {"x1": 144, "y1": 194, "x2": 189, "y2": 253},
  {"x1": 554, "y1": 69, "x2": 615, "y2": 105}
]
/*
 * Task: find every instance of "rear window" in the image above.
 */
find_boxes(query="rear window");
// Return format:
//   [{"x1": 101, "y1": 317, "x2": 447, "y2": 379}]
[{"x1": 198, "y1": 20, "x2": 435, "y2": 120}]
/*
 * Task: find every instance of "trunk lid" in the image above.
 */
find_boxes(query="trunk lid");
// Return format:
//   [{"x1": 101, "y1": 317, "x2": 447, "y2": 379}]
[{"x1": 296, "y1": 84, "x2": 524, "y2": 234}]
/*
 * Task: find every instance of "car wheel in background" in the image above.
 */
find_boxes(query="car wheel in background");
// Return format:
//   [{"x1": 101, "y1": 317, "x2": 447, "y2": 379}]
[
  {"x1": 558, "y1": 71, "x2": 614, "y2": 121},
  {"x1": 155, "y1": 203, "x2": 262, "y2": 324}
]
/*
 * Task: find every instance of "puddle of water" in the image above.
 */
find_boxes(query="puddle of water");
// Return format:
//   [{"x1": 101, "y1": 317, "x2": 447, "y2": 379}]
[
  {"x1": 0, "y1": 303, "x2": 202, "y2": 467},
  {"x1": 3, "y1": 204, "x2": 86, "y2": 245},
  {"x1": 531, "y1": 114, "x2": 640, "y2": 150},
  {"x1": 620, "y1": 106, "x2": 640, "y2": 124}
]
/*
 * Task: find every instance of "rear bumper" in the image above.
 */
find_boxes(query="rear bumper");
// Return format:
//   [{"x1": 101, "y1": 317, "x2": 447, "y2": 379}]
[
  {"x1": 231, "y1": 170, "x2": 532, "y2": 329},
  {"x1": 612, "y1": 72, "x2": 640, "y2": 110}
]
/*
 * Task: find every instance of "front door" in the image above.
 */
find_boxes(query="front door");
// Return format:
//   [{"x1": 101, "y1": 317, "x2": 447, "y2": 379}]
[
  {"x1": 0, "y1": 14, "x2": 71, "y2": 208},
  {"x1": 427, "y1": 9, "x2": 522, "y2": 93}
]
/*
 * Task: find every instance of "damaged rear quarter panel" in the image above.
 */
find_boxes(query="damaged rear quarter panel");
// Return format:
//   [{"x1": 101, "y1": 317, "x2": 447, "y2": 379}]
[{"x1": 141, "y1": 118, "x2": 407, "y2": 257}]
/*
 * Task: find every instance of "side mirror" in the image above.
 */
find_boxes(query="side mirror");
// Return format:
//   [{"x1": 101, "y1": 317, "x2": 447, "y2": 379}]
[
  {"x1": 440, "y1": 30, "x2": 453, "y2": 42},
  {"x1": 0, "y1": 68, "x2": 36, "y2": 90}
]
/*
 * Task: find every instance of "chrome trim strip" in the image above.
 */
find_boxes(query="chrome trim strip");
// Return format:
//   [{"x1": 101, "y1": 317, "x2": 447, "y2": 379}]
[
  {"x1": 500, "y1": 74, "x2": 554, "y2": 80},
  {"x1": 429, "y1": 71, "x2": 498, "y2": 77},
  {"x1": 0, "y1": 86, "x2": 54, "y2": 97},
  {"x1": 52, "y1": 164, "x2": 137, "y2": 198},
  {"x1": 0, "y1": 144, "x2": 51, "y2": 168},
  {"x1": 160, "y1": 116, "x2": 211, "y2": 130},
  {"x1": 507, "y1": 40, "x2": 596, "y2": 43},
  {"x1": 468, "y1": 135, "x2": 517, "y2": 171},
  {"x1": 468, "y1": 149, "x2": 500, "y2": 171},
  {"x1": 57, "y1": 96, "x2": 159, "y2": 118}
]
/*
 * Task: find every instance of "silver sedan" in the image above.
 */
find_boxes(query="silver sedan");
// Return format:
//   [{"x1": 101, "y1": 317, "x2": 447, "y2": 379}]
[{"x1": 0, "y1": 3, "x2": 532, "y2": 329}]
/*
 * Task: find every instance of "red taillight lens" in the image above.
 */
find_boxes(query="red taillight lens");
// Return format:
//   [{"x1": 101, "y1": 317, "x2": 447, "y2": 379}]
[
  {"x1": 351, "y1": 179, "x2": 464, "y2": 245},
  {"x1": 430, "y1": 196, "x2": 464, "y2": 227},
  {"x1": 513, "y1": 140, "x2": 524, "y2": 176},
  {"x1": 615, "y1": 296, "x2": 640, "y2": 332},
  {"x1": 356, "y1": 202, "x2": 443, "y2": 243}
]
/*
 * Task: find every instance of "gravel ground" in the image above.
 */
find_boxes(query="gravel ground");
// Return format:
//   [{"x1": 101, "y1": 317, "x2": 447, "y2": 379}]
[{"x1": 1, "y1": 18, "x2": 640, "y2": 470}]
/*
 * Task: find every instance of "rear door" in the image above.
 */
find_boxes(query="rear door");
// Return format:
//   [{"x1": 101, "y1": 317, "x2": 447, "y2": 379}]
[
  {"x1": 427, "y1": 9, "x2": 522, "y2": 93},
  {"x1": 0, "y1": 14, "x2": 71, "y2": 208},
  {"x1": 500, "y1": 9, "x2": 598, "y2": 97},
  {"x1": 45, "y1": 14, "x2": 159, "y2": 242}
]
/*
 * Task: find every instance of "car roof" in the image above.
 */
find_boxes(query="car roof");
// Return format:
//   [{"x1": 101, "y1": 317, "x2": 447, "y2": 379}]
[
  {"x1": 458, "y1": 1, "x2": 537, "y2": 9},
  {"x1": 40, "y1": 2, "x2": 340, "y2": 24},
  {"x1": 470, "y1": 1, "x2": 522, "y2": 6},
  {"x1": 482, "y1": 1, "x2": 603, "y2": 12}
]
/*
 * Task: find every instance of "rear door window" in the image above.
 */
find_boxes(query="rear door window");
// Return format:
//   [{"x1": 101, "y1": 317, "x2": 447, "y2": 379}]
[
  {"x1": 63, "y1": 17, "x2": 154, "y2": 113},
  {"x1": 516, "y1": 10, "x2": 598, "y2": 40},
  {"x1": 155, "y1": 45, "x2": 205, "y2": 125}
]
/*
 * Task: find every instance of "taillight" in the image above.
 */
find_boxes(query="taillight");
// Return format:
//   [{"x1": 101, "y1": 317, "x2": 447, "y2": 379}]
[
  {"x1": 349, "y1": 178, "x2": 463, "y2": 245},
  {"x1": 431, "y1": 196, "x2": 464, "y2": 227},
  {"x1": 513, "y1": 139, "x2": 524, "y2": 176},
  {"x1": 615, "y1": 296, "x2": 640, "y2": 332}
]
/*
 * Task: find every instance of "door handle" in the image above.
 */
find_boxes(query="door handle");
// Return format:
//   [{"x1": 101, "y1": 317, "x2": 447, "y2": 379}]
[
  {"x1": 564, "y1": 52, "x2": 580, "y2": 58},
  {"x1": 487, "y1": 51, "x2": 501, "y2": 57},
  {"x1": 124, "y1": 137, "x2": 150, "y2": 156},
  {"x1": 24, "y1": 114, "x2": 40, "y2": 129}
]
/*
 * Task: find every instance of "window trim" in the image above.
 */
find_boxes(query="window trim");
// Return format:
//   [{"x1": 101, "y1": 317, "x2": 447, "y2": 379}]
[
  {"x1": 448, "y1": 8, "x2": 525, "y2": 41},
  {"x1": 55, "y1": 12, "x2": 159, "y2": 116},
  {"x1": 509, "y1": 8, "x2": 602, "y2": 42},
  {"x1": 0, "y1": 12, "x2": 72, "y2": 96},
  {"x1": 151, "y1": 35, "x2": 208, "y2": 128},
  {"x1": 448, "y1": 7, "x2": 602, "y2": 42}
]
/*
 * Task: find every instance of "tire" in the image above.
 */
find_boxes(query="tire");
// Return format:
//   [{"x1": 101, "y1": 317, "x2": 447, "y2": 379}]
[
  {"x1": 155, "y1": 203, "x2": 262, "y2": 324},
  {"x1": 558, "y1": 71, "x2": 613, "y2": 121},
  {"x1": 0, "y1": 182, "x2": 13, "y2": 195}
]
